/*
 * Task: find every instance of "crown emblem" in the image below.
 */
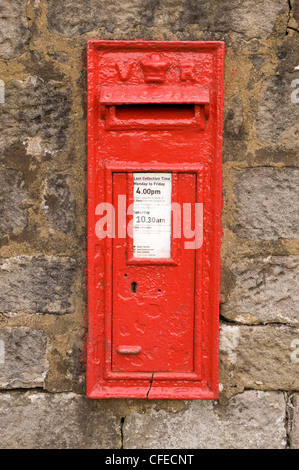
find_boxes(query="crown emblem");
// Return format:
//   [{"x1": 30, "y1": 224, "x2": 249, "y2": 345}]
[{"x1": 140, "y1": 54, "x2": 170, "y2": 83}]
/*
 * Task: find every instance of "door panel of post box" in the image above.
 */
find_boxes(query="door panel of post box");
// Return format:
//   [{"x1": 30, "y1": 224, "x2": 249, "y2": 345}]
[{"x1": 112, "y1": 172, "x2": 196, "y2": 373}]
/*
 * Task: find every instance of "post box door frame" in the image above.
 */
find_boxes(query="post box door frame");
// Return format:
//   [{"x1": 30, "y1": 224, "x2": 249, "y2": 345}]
[{"x1": 102, "y1": 162, "x2": 209, "y2": 383}]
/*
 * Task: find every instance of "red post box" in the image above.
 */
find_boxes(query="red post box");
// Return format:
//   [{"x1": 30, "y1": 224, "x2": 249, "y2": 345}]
[{"x1": 87, "y1": 40, "x2": 224, "y2": 399}]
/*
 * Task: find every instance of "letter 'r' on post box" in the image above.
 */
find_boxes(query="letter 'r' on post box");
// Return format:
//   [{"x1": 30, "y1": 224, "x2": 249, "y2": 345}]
[{"x1": 86, "y1": 40, "x2": 225, "y2": 399}]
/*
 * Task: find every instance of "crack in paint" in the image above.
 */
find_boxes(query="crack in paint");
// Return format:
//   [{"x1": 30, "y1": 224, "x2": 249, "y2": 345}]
[{"x1": 146, "y1": 373, "x2": 154, "y2": 398}]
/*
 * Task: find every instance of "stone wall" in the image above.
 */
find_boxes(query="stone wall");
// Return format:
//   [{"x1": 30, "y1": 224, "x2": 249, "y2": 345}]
[{"x1": 0, "y1": 0, "x2": 298, "y2": 449}]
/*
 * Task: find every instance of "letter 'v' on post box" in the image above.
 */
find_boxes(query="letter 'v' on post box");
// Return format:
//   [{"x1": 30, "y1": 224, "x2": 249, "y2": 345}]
[{"x1": 86, "y1": 40, "x2": 225, "y2": 399}]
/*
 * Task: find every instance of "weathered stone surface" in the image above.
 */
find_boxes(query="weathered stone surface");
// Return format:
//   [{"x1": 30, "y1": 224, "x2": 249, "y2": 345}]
[
  {"x1": 47, "y1": 0, "x2": 148, "y2": 35},
  {"x1": 45, "y1": 340, "x2": 85, "y2": 394},
  {"x1": 0, "y1": 76, "x2": 71, "y2": 155},
  {"x1": 289, "y1": 393, "x2": 299, "y2": 449},
  {"x1": 257, "y1": 75, "x2": 299, "y2": 152},
  {"x1": 177, "y1": 0, "x2": 212, "y2": 31},
  {"x1": 233, "y1": 168, "x2": 299, "y2": 240},
  {"x1": 46, "y1": 0, "x2": 287, "y2": 39},
  {"x1": 292, "y1": 0, "x2": 299, "y2": 26},
  {"x1": 0, "y1": 392, "x2": 120, "y2": 449},
  {"x1": 0, "y1": 1, "x2": 30, "y2": 59},
  {"x1": 41, "y1": 173, "x2": 76, "y2": 234},
  {"x1": 223, "y1": 94, "x2": 247, "y2": 162},
  {"x1": 223, "y1": 95, "x2": 245, "y2": 141},
  {"x1": 0, "y1": 256, "x2": 75, "y2": 316},
  {"x1": 0, "y1": 327, "x2": 48, "y2": 389},
  {"x1": 0, "y1": 169, "x2": 29, "y2": 238},
  {"x1": 124, "y1": 391, "x2": 286, "y2": 448},
  {"x1": 219, "y1": 324, "x2": 299, "y2": 396},
  {"x1": 23, "y1": 50, "x2": 66, "y2": 82},
  {"x1": 250, "y1": 55, "x2": 267, "y2": 70},
  {"x1": 276, "y1": 31, "x2": 299, "y2": 76},
  {"x1": 213, "y1": 0, "x2": 287, "y2": 39},
  {"x1": 221, "y1": 256, "x2": 299, "y2": 325}
]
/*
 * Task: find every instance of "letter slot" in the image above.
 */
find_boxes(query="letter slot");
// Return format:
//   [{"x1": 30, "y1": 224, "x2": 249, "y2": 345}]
[{"x1": 99, "y1": 85, "x2": 210, "y2": 130}]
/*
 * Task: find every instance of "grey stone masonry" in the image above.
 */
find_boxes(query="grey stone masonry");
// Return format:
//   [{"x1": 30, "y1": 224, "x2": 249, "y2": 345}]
[
  {"x1": 0, "y1": 1, "x2": 30, "y2": 59},
  {"x1": 257, "y1": 75, "x2": 299, "y2": 153},
  {"x1": 289, "y1": 393, "x2": 299, "y2": 449},
  {"x1": 0, "y1": 76, "x2": 71, "y2": 155},
  {"x1": 221, "y1": 256, "x2": 299, "y2": 325},
  {"x1": 233, "y1": 168, "x2": 299, "y2": 241},
  {"x1": 0, "y1": 327, "x2": 48, "y2": 389},
  {"x1": 46, "y1": 0, "x2": 288, "y2": 40},
  {"x1": 123, "y1": 391, "x2": 286, "y2": 449},
  {"x1": 219, "y1": 324, "x2": 299, "y2": 395},
  {"x1": 0, "y1": 256, "x2": 76, "y2": 316},
  {"x1": 0, "y1": 392, "x2": 121, "y2": 449},
  {"x1": 47, "y1": 0, "x2": 148, "y2": 35},
  {"x1": 212, "y1": 0, "x2": 287, "y2": 39},
  {"x1": 0, "y1": 169, "x2": 29, "y2": 238},
  {"x1": 41, "y1": 173, "x2": 76, "y2": 234}
]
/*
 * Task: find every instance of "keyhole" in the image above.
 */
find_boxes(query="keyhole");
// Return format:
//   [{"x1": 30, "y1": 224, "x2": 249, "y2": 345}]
[{"x1": 131, "y1": 282, "x2": 138, "y2": 293}]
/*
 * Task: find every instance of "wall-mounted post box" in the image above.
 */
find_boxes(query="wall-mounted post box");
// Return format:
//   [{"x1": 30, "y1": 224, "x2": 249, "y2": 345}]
[{"x1": 87, "y1": 40, "x2": 224, "y2": 399}]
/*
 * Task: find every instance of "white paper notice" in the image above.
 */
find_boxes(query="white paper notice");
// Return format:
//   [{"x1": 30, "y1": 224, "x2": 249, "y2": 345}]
[{"x1": 133, "y1": 173, "x2": 172, "y2": 259}]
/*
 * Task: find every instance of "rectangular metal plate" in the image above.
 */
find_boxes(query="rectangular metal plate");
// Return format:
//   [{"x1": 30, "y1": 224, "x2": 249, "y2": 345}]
[{"x1": 133, "y1": 173, "x2": 172, "y2": 259}]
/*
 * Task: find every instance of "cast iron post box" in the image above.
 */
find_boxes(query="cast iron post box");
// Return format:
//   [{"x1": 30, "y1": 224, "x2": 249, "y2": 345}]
[{"x1": 87, "y1": 40, "x2": 224, "y2": 399}]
